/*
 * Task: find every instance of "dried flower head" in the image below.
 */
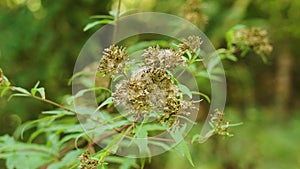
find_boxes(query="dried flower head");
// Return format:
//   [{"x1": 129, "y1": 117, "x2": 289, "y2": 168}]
[
  {"x1": 233, "y1": 27, "x2": 273, "y2": 55},
  {"x1": 78, "y1": 151, "x2": 99, "y2": 169},
  {"x1": 181, "y1": 0, "x2": 208, "y2": 29},
  {"x1": 142, "y1": 45, "x2": 185, "y2": 70},
  {"x1": 113, "y1": 67, "x2": 182, "y2": 123},
  {"x1": 178, "y1": 35, "x2": 203, "y2": 53},
  {"x1": 101, "y1": 41, "x2": 200, "y2": 126},
  {"x1": 97, "y1": 45, "x2": 128, "y2": 75}
]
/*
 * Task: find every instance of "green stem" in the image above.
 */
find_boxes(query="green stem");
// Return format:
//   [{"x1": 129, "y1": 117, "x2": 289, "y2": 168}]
[{"x1": 10, "y1": 86, "x2": 77, "y2": 114}]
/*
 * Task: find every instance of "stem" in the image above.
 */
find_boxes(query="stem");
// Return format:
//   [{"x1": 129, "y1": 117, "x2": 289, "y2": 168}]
[
  {"x1": 10, "y1": 86, "x2": 77, "y2": 114},
  {"x1": 112, "y1": 0, "x2": 122, "y2": 42},
  {"x1": 116, "y1": 0, "x2": 122, "y2": 20}
]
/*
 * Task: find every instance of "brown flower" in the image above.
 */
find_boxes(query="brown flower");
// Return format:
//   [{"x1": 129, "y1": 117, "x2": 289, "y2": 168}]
[
  {"x1": 142, "y1": 45, "x2": 185, "y2": 70},
  {"x1": 178, "y1": 35, "x2": 203, "y2": 53},
  {"x1": 181, "y1": 0, "x2": 208, "y2": 29},
  {"x1": 97, "y1": 45, "x2": 128, "y2": 75},
  {"x1": 233, "y1": 27, "x2": 273, "y2": 55},
  {"x1": 78, "y1": 151, "x2": 99, "y2": 169}
]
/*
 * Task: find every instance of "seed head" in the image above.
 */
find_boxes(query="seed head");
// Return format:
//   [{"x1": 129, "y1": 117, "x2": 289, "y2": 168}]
[
  {"x1": 181, "y1": 0, "x2": 208, "y2": 29},
  {"x1": 142, "y1": 45, "x2": 185, "y2": 71},
  {"x1": 233, "y1": 27, "x2": 273, "y2": 55},
  {"x1": 178, "y1": 35, "x2": 203, "y2": 53},
  {"x1": 97, "y1": 45, "x2": 128, "y2": 75},
  {"x1": 78, "y1": 151, "x2": 99, "y2": 169}
]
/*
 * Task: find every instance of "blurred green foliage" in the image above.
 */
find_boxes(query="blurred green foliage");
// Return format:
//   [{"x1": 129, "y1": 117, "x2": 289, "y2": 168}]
[{"x1": 1, "y1": 0, "x2": 300, "y2": 168}]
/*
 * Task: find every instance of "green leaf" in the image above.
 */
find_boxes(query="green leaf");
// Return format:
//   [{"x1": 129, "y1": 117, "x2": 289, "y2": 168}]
[
  {"x1": 83, "y1": 20, "x2": 114, "y2": 32},
  {"x1": 140, "y1": 158, "x2": 146, "y2": 169},
  {"x1": 178, "y1": 83, "x2": 192, "y2": 99},
  {"x1": 31, "y1": 81, "x2": 46, "y2": 99},
  {"x1": 191, "y1": 91, "x2": 211, "y2": 103},
  {"x1": 94, "y1": 97, "x2": 113, "y2": 113},
  {"x1": 89, "y1": 15, "x2": 114, "y2": 19},
  {"x1": 191, "y1": 134, "x2": 203, "y2": 143},
  {"x1": 170, "y1": 126, "x2": 194, "y2": 167},
  {"x1": 134, "y1": 125, "x2": 149, "y2": 157},
  {"x1": 8, "y1": 93, "x2": 29, "y2": 101},
  {"x1": 74, "y1": 87, "x2": 111, "y2": 99},
  {"x1": 48, "y1": 150, "x2": 83, "y2": 169},
  {"x1": 42, "y1": 110, "x2": 74, "y2": 115},
  {"x1": 226, "y1": 54, "x2": 238, "y2": 61},
  {"x1": 142, "y1": 124, "x2": 168, "y2": 131},
  {"x1": 1, "y1": 86, "x2": 10, "y2": 97},
  {"x1": 12, "y1": 87, "x2": 30, "y2": 95}
]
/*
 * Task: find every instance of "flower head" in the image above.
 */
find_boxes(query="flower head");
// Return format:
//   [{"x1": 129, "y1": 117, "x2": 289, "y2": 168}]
[
  {"x1": 233, "y1": 27, "x2": 273, "y2": 55},
  {"x1": 178, "y1": 35, "x2": 203, "y2": 53},
  {"x1": 78, "y1": 151, "x2": 99, "y2": 169},
  {"x1": 142, "y1": 45, "x2": 185, "y2": 71},
  {"x1": 97, "y1": 45, "x2": 128, "y2": 75}
]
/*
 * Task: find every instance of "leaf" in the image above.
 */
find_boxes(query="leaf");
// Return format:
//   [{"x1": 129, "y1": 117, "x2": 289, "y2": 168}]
[
  {"x1": 94, "y1": 97, "x2": 113, "y2": 113},
  {"x1": 1, "y1": 86, "x2": 10, "y2": 97},
  {"x1": 142, "y1": 124, "x2": 168, "y2": 131},
  {"x1": 191, "y1": 134, "x2": 203, "y2": 143},
  {"x1": 83, "y1": 20, "x2": 114, "y2": 32},
  {"x1": 42, "y1": 110, "x2": 74, "y2": 115},
  {"x1": 178, "y1": 83, "x2": 192, "y2": 99},
  {"x1": 226, "y1": 54, "x2": 238, "y2": 62},
  {"x1": 47, "y1": 150, "x2": 83, "y2": 169},
  {"x1": 8, "y1": 93, "x2": 29, "y2": 101},
  {"x1": 105, "y1": 156, "x2": 138, "y2": 169},
  {"x1": 170, "y1": 126, "x2": 194, "y2": 167},
  {"x1": 191, "y1": 91, "x2": 211, "y2": 103},
  {"x1": 140, "y1": 158, "x2": 146, "y2": 169},
  {"x1": 74, "y1": 87, "x2": 111, "y2": 99},
  {"x1": 89, "y1": 15, "x2": 114, "y2": 19},
  {"x1": 28, "y1": 128, "x2": 45, "y2": 143},
  {"x1": 6, "y1": 152, "x2": 52, "y2": 169},
  {"x1": 12, "y1": 87, "x2": 30, "y2": 95},
  {"x1": 134, "y1": 126, "x2": 149, "y2": 157},
  {"x1": 31, "y1": 81, "x2": 46, "y2": 99}
]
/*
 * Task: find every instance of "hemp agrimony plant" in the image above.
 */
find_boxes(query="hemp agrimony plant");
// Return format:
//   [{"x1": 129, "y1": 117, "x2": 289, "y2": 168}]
[{"x1": 0, "y1": 23, "x2": 271, "y2": 169}]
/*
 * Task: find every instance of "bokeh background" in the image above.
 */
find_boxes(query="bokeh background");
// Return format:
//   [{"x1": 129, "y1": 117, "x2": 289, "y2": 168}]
[{"x1": 1, "y1": 0, "x2": 300, "y2": 168}]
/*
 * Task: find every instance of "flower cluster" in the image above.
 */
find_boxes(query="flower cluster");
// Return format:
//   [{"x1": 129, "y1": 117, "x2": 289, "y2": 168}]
[
  {"x1": 233, "y1": 27, "x2": 273, "y2": 55},
  {"x1": 181, "y1": 0, "x2": 208, "y2": 29},
  {"x1": 97, "y1": 45, "x2": 128, "y2": 75},
  {"x1": 142, "y1": 45, "x2": 185, "y2": 71},
  {"x1": 99, "y1": 36, "x2": 201, "y2": 125},
  {"x1": 78, "y1": 151, "x2": 99, "y2": 169},
  {"x1": 178, "y1": 35, "x2": 203, "y2": 53},
  {"x1": 113, "y1": 67, "x2": 181, "y2": 117}
]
